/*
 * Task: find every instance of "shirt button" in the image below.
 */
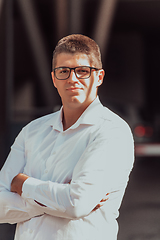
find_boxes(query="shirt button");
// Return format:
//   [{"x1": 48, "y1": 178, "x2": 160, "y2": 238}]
[
  {"x1": 45, "y1": 169, "x2": 48, "y2": 174},
  {"x1": 29, "y1": 229, "x2": 33, "y2": 233},
  {"x1": 52, "y1": 151, "x2": 56, "y2": 155}
]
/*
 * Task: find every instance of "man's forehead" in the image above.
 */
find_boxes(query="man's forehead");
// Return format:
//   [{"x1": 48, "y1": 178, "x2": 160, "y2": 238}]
[{"x1": 55, "y1": 52, "x2": 91, "y2": 66}]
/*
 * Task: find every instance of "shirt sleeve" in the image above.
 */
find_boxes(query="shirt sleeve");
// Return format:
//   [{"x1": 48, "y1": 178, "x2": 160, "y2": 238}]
[
  {"x1": 0, "y1": 129, "x2": 45, "y2": 224},
  {"x1": 22, "y1": 123, "x2": 134, "y2": 219}
]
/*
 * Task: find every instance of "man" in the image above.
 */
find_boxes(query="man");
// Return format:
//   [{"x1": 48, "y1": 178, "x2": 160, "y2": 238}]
[{"x1": 0, "y1": 34, "x2": 134, "y2": 240}]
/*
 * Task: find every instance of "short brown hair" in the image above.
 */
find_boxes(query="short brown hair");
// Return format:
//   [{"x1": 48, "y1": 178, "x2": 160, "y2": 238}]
[{"x1": 52, "y1": 34, "x2": 102, "y2": 69}]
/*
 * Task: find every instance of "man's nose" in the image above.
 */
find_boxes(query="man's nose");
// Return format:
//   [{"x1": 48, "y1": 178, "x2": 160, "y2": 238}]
[{"x1": 68, "y1": 69, "x2": 79, "y2": 82}]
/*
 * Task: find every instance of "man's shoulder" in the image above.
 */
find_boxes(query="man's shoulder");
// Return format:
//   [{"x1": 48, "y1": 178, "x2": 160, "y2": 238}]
[
  {"x1": 24, "y1": 111, "x2": 60, "y2": 131},
  {"x1": 100, "y1": 105, "x2": 127, "y2": 126},
  {"x1": 98, "y1": 105, "x2": 133, "y2": 136}
]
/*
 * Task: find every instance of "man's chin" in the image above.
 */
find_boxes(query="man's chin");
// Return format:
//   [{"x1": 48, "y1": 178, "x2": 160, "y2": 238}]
[
  {"x1": 69, "y1": 94, "x2": 84, "y2": 102},
  {"x1": 67, "y1": 96, "x2": 92, "y2": 110}
]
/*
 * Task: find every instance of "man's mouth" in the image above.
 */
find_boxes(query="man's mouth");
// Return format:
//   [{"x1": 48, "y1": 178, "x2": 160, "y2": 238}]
[{"x1": 66, "y1": 87, "x2": 83, "y2": 91}]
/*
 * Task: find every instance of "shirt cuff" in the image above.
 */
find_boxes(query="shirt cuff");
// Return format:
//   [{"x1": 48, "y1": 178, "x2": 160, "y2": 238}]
[
  {"x1": 21, "y1": 177, "x2": 66, "y2": 213},
  {"x1": 22, "y1": 177, "x2": 41, "y2": 200}
]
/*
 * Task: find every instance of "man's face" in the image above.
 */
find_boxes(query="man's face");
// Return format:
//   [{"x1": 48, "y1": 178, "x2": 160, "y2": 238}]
[{"x1": 51, "y1": 53, "x2": 104, "y2": 110}]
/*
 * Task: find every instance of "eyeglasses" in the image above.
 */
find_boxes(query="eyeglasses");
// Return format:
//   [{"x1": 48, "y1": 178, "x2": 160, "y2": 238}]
[{"x1": 53, "y1": 66, "x2": 100, "y2": 80}]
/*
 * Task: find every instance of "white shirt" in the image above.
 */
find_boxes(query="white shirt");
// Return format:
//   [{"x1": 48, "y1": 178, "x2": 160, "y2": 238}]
[{"x1": 0, "y1": 97, "x2": 134, "y2": 240}]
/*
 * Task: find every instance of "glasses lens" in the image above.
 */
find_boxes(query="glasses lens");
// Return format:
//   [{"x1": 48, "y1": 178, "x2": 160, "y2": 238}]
[
  {"x1": 55, "y1": 67, "x2": 70, "y2": 80},
  {"x1": 75, "y1": 67, "x2": 91, "y2": 79}
]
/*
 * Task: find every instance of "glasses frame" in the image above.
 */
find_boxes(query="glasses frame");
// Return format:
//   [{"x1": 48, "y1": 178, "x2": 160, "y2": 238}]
[{"x1": 53, "y1": 66, "x2": 100, "y2": 80}]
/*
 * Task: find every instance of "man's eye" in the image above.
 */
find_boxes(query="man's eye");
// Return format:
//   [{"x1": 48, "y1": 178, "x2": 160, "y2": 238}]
[
  {"x1": 77, "y1": 68, "x2": 89, "y2": 74},
  {"x1": 59, "y1": 69, "x2": 69, "y2": 74}
]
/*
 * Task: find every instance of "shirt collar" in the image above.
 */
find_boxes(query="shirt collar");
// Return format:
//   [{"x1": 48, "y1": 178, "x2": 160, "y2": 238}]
[
  {"x1": 49, "y1": 96, "x2": 104, "y2": 132},
  {"x1": 75, "y1": 96, "x2": 104, "y2": 127}
]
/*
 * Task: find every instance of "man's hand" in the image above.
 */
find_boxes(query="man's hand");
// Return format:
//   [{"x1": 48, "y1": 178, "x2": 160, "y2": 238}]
[
  {"x1": 11, "y1": 173, "x2": 29, "y2": 196},
  {"x1": 92, "y1": 193, "x2": 109, "y2": 212},
  {"x1": 11, "y1": 173, "x2": 47, "y2": 207}
]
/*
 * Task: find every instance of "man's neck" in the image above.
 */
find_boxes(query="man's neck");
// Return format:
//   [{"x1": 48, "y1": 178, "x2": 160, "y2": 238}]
[
  {"x1": 62, "y1": 97, "x2": 97, "y2": 131},
  {"x1": 62, "y1": 106, "x2": 86, "y2": 131}
]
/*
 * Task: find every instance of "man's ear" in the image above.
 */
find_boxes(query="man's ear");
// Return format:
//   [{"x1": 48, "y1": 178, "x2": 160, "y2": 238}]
[
  {"x1": 97, "y1": 69, "x2": 105, "y2": 87},
  {"x1": 51, "y1": 72, "x2": 57, "y2": 88}
]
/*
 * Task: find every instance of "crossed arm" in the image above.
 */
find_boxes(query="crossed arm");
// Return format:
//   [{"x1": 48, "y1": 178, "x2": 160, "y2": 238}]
[
  {"x1": 11, "y1": 173, "x2": 109, "y2": 210},
  {"x1": 0, "y1": 138, "x2": 112, "y2": 223},
  {"x1": 0, "y1": 121, "x2": 134, "y2": 224}
]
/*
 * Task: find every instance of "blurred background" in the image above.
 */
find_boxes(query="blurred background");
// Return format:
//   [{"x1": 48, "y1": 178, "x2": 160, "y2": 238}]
[{"x1": 1, "y1": 0, "x2": 160, "y2": 239}]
